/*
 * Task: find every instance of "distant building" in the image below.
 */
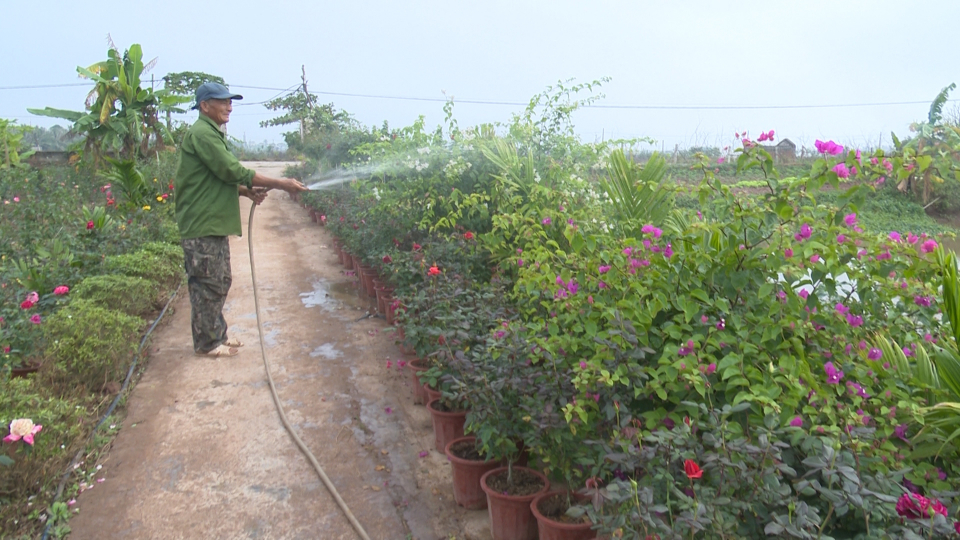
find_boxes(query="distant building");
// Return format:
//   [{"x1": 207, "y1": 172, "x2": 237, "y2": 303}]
[{"x1": 760, "y1": 139, "x2": 797, "y2": 163}]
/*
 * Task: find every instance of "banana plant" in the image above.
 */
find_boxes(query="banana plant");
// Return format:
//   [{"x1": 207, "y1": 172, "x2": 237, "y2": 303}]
[{"x1": 29, "y1": 41, "x2": 190, "y2": 161}]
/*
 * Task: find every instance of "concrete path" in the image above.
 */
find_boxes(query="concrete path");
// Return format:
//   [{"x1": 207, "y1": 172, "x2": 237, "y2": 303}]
[{"x1": 67, "y1": 162, "x2": 490, "y2": 540}]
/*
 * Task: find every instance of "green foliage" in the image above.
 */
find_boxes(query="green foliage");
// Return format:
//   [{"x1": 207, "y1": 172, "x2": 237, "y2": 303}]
[
  {"x1": 99, "y1": 157, "x2": 155, "y2": 210},
  {"x1": 599, "y1": 150, "x2": 677, "y2": 237},
  {"x1": 0, "y1": 119, "x2": 36, "y2": 169},
  {"x1": 72, "y1": 274, "x2": 159, "y2": 318},
  {"x1": 103, "y1": 248, "x2": 183, "y2": 293},
  {"x1": 43, "y1": 298, "x2": 142, "y2": 390},
  {"x1": 161, "y1": 71, "x2": 226, "y2": 113},
  {"x1": 0, "y1": 378, "x2": 88, "y2": 521}
]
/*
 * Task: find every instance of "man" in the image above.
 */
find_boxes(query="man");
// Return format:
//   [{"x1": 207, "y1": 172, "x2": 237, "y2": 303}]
[{"x1": 174, "y1": 82, "x2": 306, "y2": 357}]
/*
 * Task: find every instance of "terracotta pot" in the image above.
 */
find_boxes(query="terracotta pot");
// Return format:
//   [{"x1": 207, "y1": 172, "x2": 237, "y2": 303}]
[
  {"x1": 376, "y1": 286, "x2": 394, "y2": 314},
  {"x1": 311, "y1": 209, "x2": 319, "y2": 223},
  {"x1": 530, "y1": 491, "x2": 594, "y2": 540},
  {"x1": 481, "y1": 467, "x2": 550, "y2": 540},
  {"x1": 445, "y1": 436, "x2": 501, "y2": 510},
  {"x1": 409, "y1": 358, "x2": 429, "y2": 405},
  {"x1": 423, "y1": 383, "x2": 441, "y2": 404},
  {"x1": 427, "y1": 398, "x2": 467, "y2": 453},
  {"x1": 361, "y1": 269, "x2": 377, "y2": 298},
  {"x1": 342, "y1": 250, "x2": 353, "y2": 270},
  {"x1": 11, "y1": 363, "x2": 40, "y2": 379},
  {"x1": 386, "y1": 297, "x2": 400, "y2": 325}
]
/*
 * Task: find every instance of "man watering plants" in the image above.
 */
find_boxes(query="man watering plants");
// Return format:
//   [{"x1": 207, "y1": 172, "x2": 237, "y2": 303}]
[{"x1": 174, "y1": 82, "x2": 306, "y2": 358}]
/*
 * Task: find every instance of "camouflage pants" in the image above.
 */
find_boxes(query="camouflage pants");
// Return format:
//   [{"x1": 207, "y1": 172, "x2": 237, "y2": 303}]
[{"x1": 181, "y1": 236, "x2": 232, "y2": 353}]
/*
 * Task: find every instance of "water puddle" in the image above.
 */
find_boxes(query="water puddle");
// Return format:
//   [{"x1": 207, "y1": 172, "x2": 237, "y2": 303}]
[
  {"x1": 309, "y1": 343, "x2": 343, "y2": 359},
  {"x1": 299, "y1": 279, "x2": 374, "y2": 313}
]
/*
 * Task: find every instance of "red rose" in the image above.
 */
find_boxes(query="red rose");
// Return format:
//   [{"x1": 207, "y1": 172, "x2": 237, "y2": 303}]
[
  {"x1": 428, "y1": 265, "x2": 440, "y2": 276},
  {"x1": 20, "y1": 300, "x2": 35, "y2": 310},
  {"x1": 412, "y1": 243, "x2": 422, "y2": 252},
  {"x1": 86, "y1": 221, "x2": 95, "y2": 230},
  {"x1": 464, "y1": 232, "x2": 474, "y2": 240},
  {"x1": 325, "y1": 143, "x2": 332, "y2": 150},
  {"x1": 683, "y1": 459, "x2": 703, "y2": 479},
  {"x1": 382, "y1": 255, "x2": 392, "y2": 263}
]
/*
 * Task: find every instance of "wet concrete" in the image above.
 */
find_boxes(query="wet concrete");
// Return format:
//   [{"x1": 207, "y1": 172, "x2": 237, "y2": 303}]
[{"x1": 67, "y1": 162, "x2": 492, "y2": 539}]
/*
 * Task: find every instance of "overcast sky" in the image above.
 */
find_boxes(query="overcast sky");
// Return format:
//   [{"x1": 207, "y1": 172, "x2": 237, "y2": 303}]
[{"x1": 2, "y1": 0, "x2": 958, "y2": 151}]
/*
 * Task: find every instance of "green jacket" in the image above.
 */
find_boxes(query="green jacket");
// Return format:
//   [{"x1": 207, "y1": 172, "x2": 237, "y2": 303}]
[{"x1": 174, "y1": 115, "x2": 255, "y2": 239}]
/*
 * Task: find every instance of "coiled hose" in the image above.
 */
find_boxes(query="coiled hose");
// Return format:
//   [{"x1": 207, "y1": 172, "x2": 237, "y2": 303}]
[{"x1": 247, "y1": 198, "x2": 371, "y2": 540}]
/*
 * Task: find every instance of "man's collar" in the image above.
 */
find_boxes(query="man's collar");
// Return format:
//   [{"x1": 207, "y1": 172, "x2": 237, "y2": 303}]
[{"x1": 198, "y1": 113, "x2": 223, "y2": 132}]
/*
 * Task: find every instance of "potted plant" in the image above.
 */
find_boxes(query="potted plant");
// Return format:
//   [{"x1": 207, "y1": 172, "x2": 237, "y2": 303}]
[{"x1": 445, "y1": 435, "x2": 501, "y2": 509}]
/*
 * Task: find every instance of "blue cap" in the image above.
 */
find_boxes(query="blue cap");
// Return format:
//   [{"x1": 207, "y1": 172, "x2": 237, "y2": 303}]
[{"x1": 192, "y1": 82, "x2": 243, "y2": 110}]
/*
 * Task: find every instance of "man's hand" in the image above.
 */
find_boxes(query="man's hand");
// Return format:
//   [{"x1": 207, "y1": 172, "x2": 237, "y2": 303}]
[
  {"x1": 280, "y1": 178, "x2": 308, "y2": 194},
  {"x1": 251, "y1": 172, "x2": 308, "y2": 194},
  {"x1": 239, "y1": 186, "x2": 268, "y2": 205}
]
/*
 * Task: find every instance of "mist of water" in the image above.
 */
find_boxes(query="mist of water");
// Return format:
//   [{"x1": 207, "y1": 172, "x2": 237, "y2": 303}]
[{"x1": 303, "y1": 146, "x2": 457, "y2": 190}]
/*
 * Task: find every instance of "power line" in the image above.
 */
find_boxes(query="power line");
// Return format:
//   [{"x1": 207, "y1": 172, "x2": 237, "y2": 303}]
[{"x1": 1, "y1": 81, "x2": 951, "y2": 110}]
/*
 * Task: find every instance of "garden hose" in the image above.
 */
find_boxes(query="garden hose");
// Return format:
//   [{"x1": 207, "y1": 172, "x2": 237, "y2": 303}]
[
  {"x1": 246, "y1": 197, "x2": 372, "y2": 540},
  {"x1": 41, "y1": 283, "x2": 183, "y2": 540}
]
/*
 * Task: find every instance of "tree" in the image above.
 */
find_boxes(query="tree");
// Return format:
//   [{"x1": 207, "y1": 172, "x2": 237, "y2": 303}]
[
  {"x1": 161, "y1": 71, "x2": 226, "y2": 128},
  {"x1": 28, "y1": 39, "x2": 191, "y2": 161}
]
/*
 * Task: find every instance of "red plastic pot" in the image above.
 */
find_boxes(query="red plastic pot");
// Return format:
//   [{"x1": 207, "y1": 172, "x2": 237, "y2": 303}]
[
  {"x1": 423, "y1": 383, "x2": 441, "y2": 404},
  {"x1": 409, "y1": 358, "x2": 429, "y2": 405},
  {"x1": 445, "y1": 436, "x2": 501, "y2": 510},
  {"x1": 361, "y1": 269, "x2": 377, "y2": 298},
  {"x1": 426, "y1": 398, "x2": 466, "y2": 453},
  {"x1": 530, "y1": 491, "x2": 594, "y2": 540},
  {"x1": 481, "y1": 466, "x2": 550, "y2": 540}
]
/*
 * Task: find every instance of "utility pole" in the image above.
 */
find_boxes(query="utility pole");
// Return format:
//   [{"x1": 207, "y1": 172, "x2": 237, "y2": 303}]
[{"x1": 300, "y1": 65, "x2": 309, "y2": 144}]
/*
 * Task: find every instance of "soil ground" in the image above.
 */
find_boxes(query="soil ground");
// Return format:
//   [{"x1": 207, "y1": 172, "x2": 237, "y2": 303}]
[{"x1": 67, "y1": 162, "x2": 491, "y2": 539}]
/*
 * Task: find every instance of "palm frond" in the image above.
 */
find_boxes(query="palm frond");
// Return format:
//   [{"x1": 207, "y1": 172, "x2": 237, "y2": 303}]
[{"x1": 928, "y1": 83, "x2": 956, "y2": 125}]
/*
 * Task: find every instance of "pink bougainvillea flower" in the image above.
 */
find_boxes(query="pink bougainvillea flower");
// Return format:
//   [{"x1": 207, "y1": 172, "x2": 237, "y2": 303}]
[
  {"x1": 888, "y1": 231, "x2": 902, "y2": 242},
  {"x1": 4, "y1": 419, "x2": 42, "y2": 445},
  {"x1": 867, "y1": 348, "x2": 882, "y2": 360},
  {"x1": 835, "y1": 303, "x2": 849, "y2": 315},
  {"x1": 53, "y1": 285, "x2": 69, "y2": 295},
  {"x1": 641, "y1": 224, "x2": 663, "y2": 239},
  {"x1": 921, "y1": 239, "x2": 938, "y2": 253},
  {"x1": 836, "y1": 234, "x2": 846, "y2": 244},
  {"x1": 789, "y1": 416, "x2": 803, "y2": 427},
  {"x1": 678, "y1": 340, "x2": 695, "y2": 356},
  {"x1": 883, "y1": 158, "x2": 893, "y2": 172},
  {"x1": 784, "y1": 248, "x2": 793, "y2": 258},
  {"x1": 384, "y1": 407, "x2": 393, "y2": 414},
  {"x1": 716, "y1": 319, "x2": 725, "y2": 330},
  {"x1": 810, "y1": 254, "x2": 820, "y2": 263},
  {"x1": 397, "y1": 360, "x2": 407, "y2": 368},
  {"x1": 843, "y1": 213, "x2": 857, "y2": 227},
  {"x1": 915, "y1": 296, "x2": 932, "y2": 307},
  {"x1": 517, "y1": 259, "x2": 523, "y2": 266},
  {"x1": 717, "y1": 157, "x2": 725, "y2": 164},
  {"x1": 824, "y1": 362, "x2": 844, "y2": 384},
  {"x1": 777, "y1": 291, "x2": 786, "y2": 302},
  {"x1": 815, "y1": 139, "x2": 844, "y2": 155},
  {"x1": 832, "y1": 163, "x2": 850, "y2": 178},
  {"x1": 663, "y1": 243, "x2": 674, "y2": 258},
  {"x1": 386, "y1": 360, "x2": 393, "y2": 369},
  {"x1": 598, "y1": 265, "x2": 611, "y2": 274},
  {"x1": 799, "y1": 289, "x2": 809, "y2": 299},
  {"x1": 419, "y1": 450, "x2": 429, "y2": 458},
  {"x1": 758, "y1": 131, "x2": 769, "y2": 142},
  {"x1": 541, "y1": 217, "x2": 552, "y2": 225},
  {"x1": 870, "y1": 156, "x2": 879, "y2": 166},
  {"x1": 706, "y1": 363, "x2": 717, "y2": 374},
  {"x1": 700, "y1": 315, "x2": 709, "y2": 323},
  {"x1": 799, "y1": 223, "x2": 812, "y2": 240},
  {"x1": 906, "y1": 233, "x2": 919, "y2": 244},
  {"x1": 622, "y1": 247, "x2": 632, "y2": 256},
  {"x1": 925, "y1": 333, "x2": 935, "y2": 342}
]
